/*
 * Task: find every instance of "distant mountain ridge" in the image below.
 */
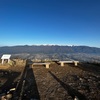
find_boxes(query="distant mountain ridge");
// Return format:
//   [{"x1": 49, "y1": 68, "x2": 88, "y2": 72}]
[{"x1": 0, "y1": 45, "x2": 100, "y2": 54}]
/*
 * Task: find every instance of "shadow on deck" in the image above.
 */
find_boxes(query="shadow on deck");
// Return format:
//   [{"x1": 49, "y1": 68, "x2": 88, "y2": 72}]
[
  {"x1": 22, "y1": 59, "x2": 40, "y2": 100},
  {"x1": 48, "y1": 71, "x2": 87, "y2": 100}
]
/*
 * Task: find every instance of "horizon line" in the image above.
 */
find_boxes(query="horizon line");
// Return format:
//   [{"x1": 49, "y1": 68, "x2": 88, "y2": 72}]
[{"x1": 0, "y1": 44, "x2": 100, "y2": 48}]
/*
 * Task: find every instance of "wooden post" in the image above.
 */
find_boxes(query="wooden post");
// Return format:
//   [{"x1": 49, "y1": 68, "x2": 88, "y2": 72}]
[
  {"x1": 46, "y1": 64, "x2": 50, "y2": 68},
  {"x1": 8, "y1": 59, "x2": 10, "y2": 63},
  {"x1": 74, "y1": 61, "x2": 78, "y2": 66},
  {"x1": 61, "y1": 62, "x2": 64, "y2": 66},
  {"x1": 2, "y1": 59, "x2": 4, "y2": 64}
]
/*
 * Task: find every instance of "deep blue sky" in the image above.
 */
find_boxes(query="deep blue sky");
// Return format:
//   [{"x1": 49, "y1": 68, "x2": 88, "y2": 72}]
[{"x1": 0, "y1": 0, "x2": 100, "y2": 47}]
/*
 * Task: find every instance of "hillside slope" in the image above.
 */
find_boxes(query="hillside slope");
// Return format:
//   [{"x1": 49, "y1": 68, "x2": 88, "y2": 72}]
[
  {"x1": 0, "y1": 45, "x2": 100, "y2": 54},
  {"x1": 0, "y1": 45, "x2": 100, "y2": 62}
]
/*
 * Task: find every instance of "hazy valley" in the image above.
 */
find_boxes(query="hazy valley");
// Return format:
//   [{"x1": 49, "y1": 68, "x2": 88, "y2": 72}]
[{"x1": 0, "y1": 45, "x2": 100, "y2": 63}]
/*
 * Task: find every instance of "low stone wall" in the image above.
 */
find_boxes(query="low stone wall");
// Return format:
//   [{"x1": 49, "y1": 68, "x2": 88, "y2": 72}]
[
  {"x1": 12, "y1": 59, "x2": 26, "y2": 67},
  {"x1": 0, "y1": 59, "x2": 26, "y2": 71}
]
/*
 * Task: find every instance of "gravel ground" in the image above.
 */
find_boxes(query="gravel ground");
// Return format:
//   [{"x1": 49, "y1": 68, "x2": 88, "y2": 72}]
[
  {"x1": 0, "y1": 61, "x2": 100, "y2": 100},
  {"x1": 33, "y1": 63, "x2": 100, "y2": 100}
]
